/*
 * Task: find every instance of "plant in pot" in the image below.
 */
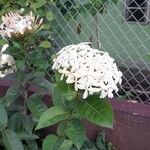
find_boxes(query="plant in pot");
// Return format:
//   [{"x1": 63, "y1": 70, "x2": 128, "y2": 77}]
[{"x1": 36, "y1": 42, "x2": 122, "y2": 149}]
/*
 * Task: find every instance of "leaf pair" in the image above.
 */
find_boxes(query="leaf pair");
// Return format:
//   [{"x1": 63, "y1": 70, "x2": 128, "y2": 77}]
[
  {"x1": 43, "y1": 134, "x2": 72, "y2": 150},
  {"x1": 36, "y1": 95, "x2": 113, "y2": 130},
  {"x1": 43, "y1": 118, "x2": 86, "y2": 150},
  {"x1": 2, "y1": 129, "x2": 24, "y2": 150}
]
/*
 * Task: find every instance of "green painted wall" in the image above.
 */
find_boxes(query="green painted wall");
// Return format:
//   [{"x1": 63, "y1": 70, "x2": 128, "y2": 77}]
[{"x1": 52, "y1": 1, "x2": 150, "y2": 69}]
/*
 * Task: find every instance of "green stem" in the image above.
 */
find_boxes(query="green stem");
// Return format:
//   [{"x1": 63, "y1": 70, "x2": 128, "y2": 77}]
[
  {"x1": 23, "y1": 89, "x2": 28, "y2": 115},
  {"x1": 20, "y1": 41, "x2": 31, "y2": 114}
]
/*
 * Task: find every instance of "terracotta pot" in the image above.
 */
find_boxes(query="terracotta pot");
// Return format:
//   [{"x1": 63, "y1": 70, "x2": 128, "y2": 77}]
[{"x1": 0, "y1": 80, "x2": 150, "y2": 150}]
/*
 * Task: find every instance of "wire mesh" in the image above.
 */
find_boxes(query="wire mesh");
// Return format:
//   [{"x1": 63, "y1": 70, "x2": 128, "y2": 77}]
[{"x1": 49, "y1": 0, "x2": 150, "y2": 104}]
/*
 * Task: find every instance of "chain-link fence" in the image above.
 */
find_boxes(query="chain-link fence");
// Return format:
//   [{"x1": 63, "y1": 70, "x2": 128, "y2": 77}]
[{"x1": 50, "y1": 0, "x2": 150, "y2": 104}]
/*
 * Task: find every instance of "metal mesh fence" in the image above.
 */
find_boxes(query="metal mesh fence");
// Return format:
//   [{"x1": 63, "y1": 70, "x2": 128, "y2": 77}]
[{"x1": 49, "y1": 0, "x2": 150, "y2": 104}]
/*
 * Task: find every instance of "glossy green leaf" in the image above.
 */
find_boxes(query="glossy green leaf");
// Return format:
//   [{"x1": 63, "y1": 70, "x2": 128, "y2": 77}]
[
  {"x1": 59, "y1": 139, "x2": 73, "y2": 150},
  {"x1": 15, "y1": 60, "x2": 25, "y2": 70},
  {"x1": 43, "y1": 134, "x2": 57, "y2": 150},
  {"x1": 27, "y1": 94, "x2": 47, "y2": 118},
  {"x1": 81, "y1": 140, "x2": 98, "y2": 150},
  {"x1": 52, "y1": 85, "x2": 66, "y2": 107},
  {"x1": 2, "y1": 129, "x2": 24, "y2": 150},
  {"x1": 40, "y1": 41, "x2": 51, "y2": 48},
  {"x1": 96, "y1": 131, "x2": 107, "y2": 150},
  {"x1": 39, "y1": 79, "x2": 54, "y2": 92},
  {"x1": 0, "y1": 104, "x2": 7, "y2": 131},
  {"x1": 43, "y1": 134, "x2": 59, "y2": 150},
  {"x1": 66, "y1": 119, "x2": 86, "y2": 149},
  {"x1": 43, "y1": 134, "x2": 72, "y2": 150},
  {"x1": 55, "y1": 72, "x2": 77, "y2": 101},
  {"x1": 12, "y1": 41, "x2": 21, "y2": 49},
  {"x1": 57, "y1": 121, "x2": 68, "y2": 136},
  {"x1": 73, "y1": 95, "x2": 113, "y2": 128},
  {"x1": 19, "y1": 131, "x2": 39, "y2": 140},
  {"x1": 4, "y1": 84, "x2": 22, "y2": 106},
  {"x1": 26, "y1": 140, "x2": 38, "y2": 150},
  {"x1": 0, "y1": 39, "x2": 7, "y2": 46},
  {"x1": 36, "y1": 106, "x2": 70, "y2": 130},
  {"x1": 21, "y1": 115, "x2": 34, "y2": 134},
  {"x1": 8, "y1": 113, "x2": 22, "y2": 133},
  {"x1": 24, "y1": 144, "x2": 30, "y2": 150},
  {"x1": 32, "y1": 0, "x2": 47, "y2": 9}
]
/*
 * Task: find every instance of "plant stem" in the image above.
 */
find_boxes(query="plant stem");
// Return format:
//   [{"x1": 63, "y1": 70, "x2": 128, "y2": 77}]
[
  {"x1": 21, "y1": 41, "x2": 30, "y2": 115},
  {"x1": 23, "y1": 89, "x2": 28, "y2": 114}
]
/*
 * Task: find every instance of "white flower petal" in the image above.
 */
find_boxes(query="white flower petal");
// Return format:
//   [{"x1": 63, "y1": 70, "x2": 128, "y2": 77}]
[
  {"x1": 83, "y1": 89, "x2": 88, "y2": 99},
  {"x1": 1, "y1": 44, "x2": 9, "y2": 53},
  {"x1": 100, "y1": 90, "x2": 107, "y2": 99}
]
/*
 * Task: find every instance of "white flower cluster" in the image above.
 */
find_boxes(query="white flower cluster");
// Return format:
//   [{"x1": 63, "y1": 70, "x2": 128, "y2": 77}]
[
  {"x1": 52, "y1": 42, "x2": 122, "y2": 99},
  {"x1": 0, "y1": 12, "x2": 43, "y2": 38},
  {"x1": 0, "y1": 44, "x2": 16, "y2": 77}
]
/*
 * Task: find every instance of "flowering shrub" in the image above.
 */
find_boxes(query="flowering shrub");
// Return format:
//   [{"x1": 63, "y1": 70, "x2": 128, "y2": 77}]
[
  {"x1": 37, "y1": 43, "x2": 122, "y2": 149},
  {"x1": 0, "y1": 1, "x2": 122, "y2": 150},
  {"x1": 0, "y1": 10, "x2": 53, "y2": 149}
]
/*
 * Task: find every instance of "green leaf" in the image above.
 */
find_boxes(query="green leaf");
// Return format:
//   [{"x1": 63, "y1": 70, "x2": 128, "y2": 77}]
[
  {"x1": 8, "y1": 113, "x2": 22, "y2": 133},
  {"x1": 32, "y1": 0, "x2": 47, "y2": 9},
  {"x1": 57, "y1": 121, "x2": 68, "y2": 136},
  {"x1": 21, "y1": 115, "x2": 34, "y2": 134},
  {"x1": 4, "y1": 84, "x2": 22, "y2": 106},
  {"x1": 6, "y1": 45, "x2": 23, "y2": 58},
  {"x1": 66, "y1": 119, "x2": 86, "y2": 149},
  {"x1": 36, "y1": 106, "x2": 70, "y2": 130},
  {"x1": 0, "y1": 39, "x2": 7, "y2": 46},
  {"x1": 59, "y1": 139, "x2": 73, "y2": 150},
  {"x1": 52, "y1": 85, "x2": 66, "y2": 107},
  {"x1": 24, "y1": 144, "x2": 30, "y2": 150},
  {"x1": 43, "y1": 134, "x2": 59, "y2": 150},
  {"x1": 46, "y1": 11, "x2": 53, "y2": 21},
  {"x1": 2, "y1": 129, "x2": 24, "y2": 150},
  {"x1": 12, "y1": 41, "x2": 21, "y2": 49},
  {"x1": 27, "y1": 94, "x2": 48, "y2": 119},
  {"x1": 0, "y1": 104, "x2": 7, "y2": 131},
  {"x1": 19, "y1": 132, "x2": 39, "y2": 140},
  {"x1": 43, "y1": 134, "x2": 58, "y2": 150},
  {"x1": 16, "y1": 60, "x2": 25, "y2": 70},
  {"x1": 26, "y1": 140, "x2": 38, "y2": 150},
  {"x1": 73, "y1": 95, "x2": 113, "y2": 128},
  {"x1": 81, "y1": 140, "x2": 98, "y2": 150},
  {"x1": 16, "y1": 0, "x2": 26, "y2": 6},
  {"x1": 55, "y1": 72, "x2": 77, "y2": 101},
  {"x1": 43, "y1": 134, "x2": 72, "y2": 150},
  {"x1": 96, "y1": 131, "x2": 107, "y2": 150},
  {"x1": 40, "y1": 41, "x2": 51, "y2": 48},
  {"x1": 39, "y1": 79, "x2": 54, "y2": 92}
]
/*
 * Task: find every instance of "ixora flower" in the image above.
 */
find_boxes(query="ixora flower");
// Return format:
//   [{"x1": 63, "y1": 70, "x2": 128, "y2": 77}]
[
  {"x1": 0, "y1": 44, "x2": 16, "y2": 77},
  {"x1": 52, "y1": 42, "x2": 122, "y2": 99},
  {"x1": 0, "y1": 12, "x2": 43, "y2": 39}
]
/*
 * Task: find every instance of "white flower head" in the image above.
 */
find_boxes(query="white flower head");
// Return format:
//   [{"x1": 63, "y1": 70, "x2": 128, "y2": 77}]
[
  {"x1": 52, "y1": 42, "x2": 122, "y2": 99},
  {"x1": 0, "y1": 12, "x2": 43, "y2": 39},
  {"x1": 0, "y1": 44, "x2": 16, "y2": 77}
]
